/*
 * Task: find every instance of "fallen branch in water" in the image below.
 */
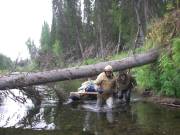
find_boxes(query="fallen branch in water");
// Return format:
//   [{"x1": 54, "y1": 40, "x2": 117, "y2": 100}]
[
  {"x1": 160, "y1": 103, "x2": 180, "y2": 108},
  {"x1": 143, "y1": 95, "x2": 180, "y2": 108}
]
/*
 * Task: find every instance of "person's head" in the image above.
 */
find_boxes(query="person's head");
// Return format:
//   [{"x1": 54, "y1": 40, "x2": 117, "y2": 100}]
[
  {"x1": 120, "y1": 73, "x2": 126, "y2": 81},
  {"x1": 104, "y1": 65, "x2": 113, "y2": 78},
  {"x1": 118, "y1": 71, "x2": 127, "y2": 81}
]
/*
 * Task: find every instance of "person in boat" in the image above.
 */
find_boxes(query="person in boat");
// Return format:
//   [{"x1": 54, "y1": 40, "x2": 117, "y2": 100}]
[
  {"x1": 116, "y1": 70, "x2": 136, "y2": 103},
  {"x1": 94, "y1": 65, "x2": 117, "y2": 108}
]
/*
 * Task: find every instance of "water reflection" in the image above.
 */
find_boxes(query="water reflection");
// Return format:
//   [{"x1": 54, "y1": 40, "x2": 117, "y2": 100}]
[
  {"x1": 17, "y1": 107, "x2": 56, "y2": 130},
  {"x1": 0, "y1": 89, "x2": 34, "y2": 128},
  {"x1": 0, "y1": 87, "x2": 58, "y2": 130},
  {"x1": 16, "y1": 97, "x2": 59, "y2": 130},
  {"x1": 80, "y1": 104, "x2": 138, "y2": 135},
  {"x1": 54, "y1": 101, "x2": 137, "y2": 135},
  {"x1": 0, "y1": 88, "x2": 180, "y2": 135}
]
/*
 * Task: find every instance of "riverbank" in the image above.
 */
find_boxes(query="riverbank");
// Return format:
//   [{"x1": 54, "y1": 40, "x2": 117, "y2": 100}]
[
  {"x1": 138, "y1": 90, "x2": 180, "y2": 108},
  {"x1": 144, "y1": 96, "x2": 180, "y2": 108}
]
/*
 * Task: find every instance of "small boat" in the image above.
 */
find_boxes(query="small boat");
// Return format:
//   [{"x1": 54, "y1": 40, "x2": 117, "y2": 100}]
[{"x1": 64, "y1": 80, "x2": 98, "y2": 104}]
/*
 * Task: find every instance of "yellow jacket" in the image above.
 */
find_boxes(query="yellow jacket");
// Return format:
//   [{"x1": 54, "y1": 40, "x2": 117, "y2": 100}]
[{"x1": 94, "y1": 72, "x2": 116, "y2": 93}]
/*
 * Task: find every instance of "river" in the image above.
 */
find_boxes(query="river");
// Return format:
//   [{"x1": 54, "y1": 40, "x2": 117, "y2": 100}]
[{"x1": 0, "y1": 82, "x2": 180, "y2": 135}]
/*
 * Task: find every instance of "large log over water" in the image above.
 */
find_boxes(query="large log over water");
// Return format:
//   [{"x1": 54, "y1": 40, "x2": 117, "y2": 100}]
[{"x1": 0, "y1": 49, "x2": 159, "y2": 90}]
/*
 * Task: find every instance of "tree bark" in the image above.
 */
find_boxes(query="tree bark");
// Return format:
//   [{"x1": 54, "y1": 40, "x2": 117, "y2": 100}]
[
  {"x1": 0, "y1": 49, "x2": 159, "y2": 90},
  {"x1": 98, "y1": 16, "x2": 104, "y2": 58},
  {"x1": 134, "y1": 0, "x2": 145, "y2": 48},
  {"x1": 116, "y1": 31, "x2": 121, "y2": 54},
  {"x1": 96, "y1": 0, "x2": 104, "y2": 58},
  {"x1": 76, "y1": 25, "x2": 84, "y2": 59},
  {"x1": 177, "y1": 0, "x2": 179, "y2": 9}
]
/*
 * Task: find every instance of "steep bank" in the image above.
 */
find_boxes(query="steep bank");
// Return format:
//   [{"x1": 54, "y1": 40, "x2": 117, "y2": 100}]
[{"x1": 133, "y1": 10, "x2": 180, "y2": 98}]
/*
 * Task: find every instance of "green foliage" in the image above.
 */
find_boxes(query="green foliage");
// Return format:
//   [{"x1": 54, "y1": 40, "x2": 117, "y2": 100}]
[
  {"x1": 112, "y1": 0, "x2": 137, "y2": 47},
  {"x1": 133, "y1": 65, "x2": 159, "y2": 91},
  {"x1": 15, "y1": 61, "x2": 36, "y2": 72},
  {"x1": 159, "y1": 53, "x2": 176, "y2": 96},
  {"x1": 133, "y1": 10, "x2": 180, "y2": 97},
  {"x1": 165, "y1": 0, "x2": 179, "y2": 10},
  {"x1": 83, "y1": 58, "x2": 97, "y2": 65},
  {"x1": 82, "y1": 51, "x2": 129, "y2": 66},
  {"x1": 52, "y1": 40, "x2": 63, "y2": 57},
  {"x1": 40, "y1": 21, "x2": 51, "y2": 52},
  {"x1": 0, "y1": 54, "x2": 12, "y2": 70},
  {"x1": 111, "y1": 0, "x2": 122, "y2": 31},
  {"x1": 131, "y1": 39, "x2": 154, "y2": 54},
  {"x1": 35, "y1": 0, "x2": 173, "y2": 66},
  {"x1": 160, "y1": 38, "x2": 180, "y2": 97},
  {"x1": 134, "y1": 38, "x2": 180, "y2": 97},
  {"x1": 110, "y1": 51, "x2": 128, "y2": 60},
  {"x1": 158, "y1": 38, "x2": 180, "y2": 96},
  {"x1": 172, "y1": 38, "x2": 180, "y2": 67},
  {"x1": 26, "y1": 38, "x2": 37, "y2": 60},
  {"x1": 166, "y1": 3, "x2": 175, "y2": 10},
  {"x1": 57, "y1": 79, "x2": 82, "y2": 93}
]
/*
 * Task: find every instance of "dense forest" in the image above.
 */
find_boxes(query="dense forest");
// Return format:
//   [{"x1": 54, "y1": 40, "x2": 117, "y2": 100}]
[
  {"x1": 25, "y1": 0, "x2": 179, "y2": 68},
  {"x1": 0, "y1": 54, "x2": 12, "y2": 70}
]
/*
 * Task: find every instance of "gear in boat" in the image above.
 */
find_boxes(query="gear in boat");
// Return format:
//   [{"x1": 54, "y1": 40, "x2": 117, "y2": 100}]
[{"x1": 64, "y1": 80, "x2": 98, "y2": 104}]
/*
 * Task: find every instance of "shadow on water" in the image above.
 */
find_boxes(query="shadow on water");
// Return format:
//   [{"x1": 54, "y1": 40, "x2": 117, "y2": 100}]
[{"x1": 0, "y1": 84, "x2": 180, "y2": 135}]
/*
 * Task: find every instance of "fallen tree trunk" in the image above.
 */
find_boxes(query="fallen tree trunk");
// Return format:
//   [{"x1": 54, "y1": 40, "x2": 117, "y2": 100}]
[{"x1": 0, "y1": 49, "x2": 159, "y2": 90}]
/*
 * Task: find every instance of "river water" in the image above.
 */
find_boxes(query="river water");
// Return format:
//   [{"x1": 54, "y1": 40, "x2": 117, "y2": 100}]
[{"x1": 0, "y1": 84, "x2": 180, "y2": 135}]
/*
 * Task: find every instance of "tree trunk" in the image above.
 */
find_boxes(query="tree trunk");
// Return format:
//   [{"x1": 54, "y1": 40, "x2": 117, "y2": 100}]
[
  {"x1": 76, "y1": 25, "x2": 84, "y2": 59},
  {"x1": 98, "y1": 17, "x2": 104, "y2": 58},
  {"x1": 133, "y1": 25, "x2": 140, "y2": 51},
  {"x1": 0, "y1": 49, "x2": 159, "y2": 90},
  {"x1": 144, "y1": 0, "x2": 149, "y2": 30},
  {"x1": 134, "y1": 0, "x2": 145, "y2": 48},
  {"x1": 177, "y1": 0, "x2": 179, "y2": 9},
  {"x1": 116, "y1": 31, "x2": 121, "y2": 54}
]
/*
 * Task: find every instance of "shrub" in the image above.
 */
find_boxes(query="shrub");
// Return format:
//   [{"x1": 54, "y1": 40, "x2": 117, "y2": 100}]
[{"x1": 134, "y1": 38, "x2": 180, "y2": 97}]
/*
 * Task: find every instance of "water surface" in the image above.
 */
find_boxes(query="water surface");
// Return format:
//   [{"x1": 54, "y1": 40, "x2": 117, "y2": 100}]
[{"x1": 0, "y1": 87, "x2": 180, "y2": 135}]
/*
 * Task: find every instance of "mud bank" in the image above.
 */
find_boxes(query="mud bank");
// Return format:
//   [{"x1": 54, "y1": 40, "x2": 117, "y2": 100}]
[{"x1": 142, "y1": 94, "x2": 180, "y2": 108}]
